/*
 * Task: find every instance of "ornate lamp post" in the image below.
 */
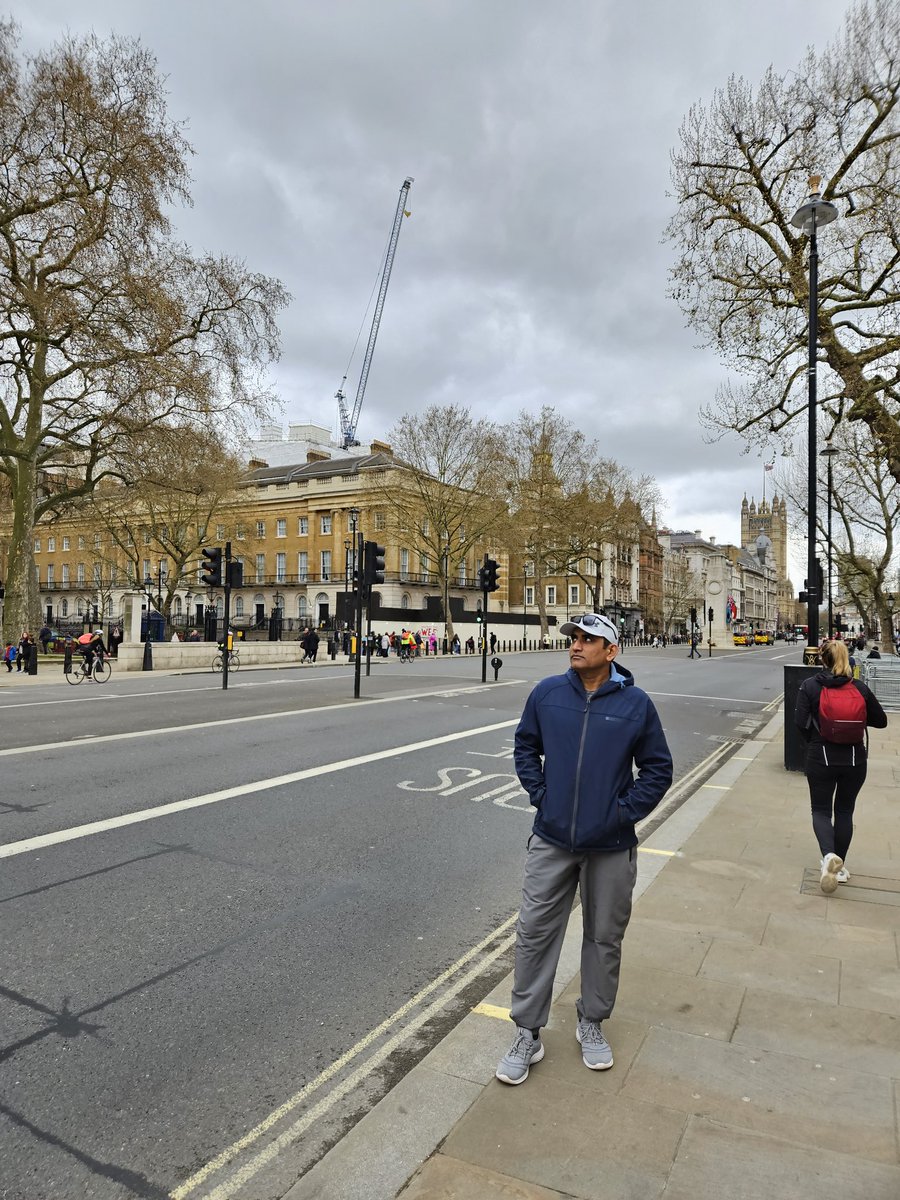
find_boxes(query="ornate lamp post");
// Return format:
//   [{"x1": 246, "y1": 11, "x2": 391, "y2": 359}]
[{"x1": 791, "y1": 175, "x2": 838, "y2": 662}]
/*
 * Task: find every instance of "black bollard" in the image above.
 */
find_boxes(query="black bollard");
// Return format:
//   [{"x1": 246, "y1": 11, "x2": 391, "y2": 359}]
[
  {"x1": 490, "y1": 655, "x2": 503, "y2": 681},
  {"x1": 142, "y1": 636, "x2": 153, "y2": 671},
  {"x1": 27, "y1": 643, "x2": 37, "y2": 675},
  {"x1": 63, "y1": 643, "x2": 73, "y2": 676}
]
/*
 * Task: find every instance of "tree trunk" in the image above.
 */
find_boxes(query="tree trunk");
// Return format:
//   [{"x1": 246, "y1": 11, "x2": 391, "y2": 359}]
[{"x1": 4, "y1": 458, "x2": 40, "y2": 643}]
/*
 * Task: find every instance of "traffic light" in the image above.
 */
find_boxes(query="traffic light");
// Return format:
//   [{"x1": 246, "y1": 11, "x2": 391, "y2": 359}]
[
  {"x1": 619, "y1": 616, "x2": 625, "y2": 627},
  {"x1": 363, "y1": 541, "x2": 385, "y2": 590},
  {"x1": 479, "y1": 558, "x2": 500, "y2": 592},
  {"x1": 708, "y1": 606, "x2": 714, "y2": 623},
  {"x1": 835, "y1": 612, "x2": 844, "y2": 632},
  {"x1": 475, "y1": 610, "x2": 483, "y2": 624},
  {"x1": 226, "y1": 560, "x2": 244, "y2": 588},
  {"x1": 690, "y1": 606, "x2": 697, "y2": 626},
  {"x1": 200, "y1": 546, "x2": 222, "y2": 587}
]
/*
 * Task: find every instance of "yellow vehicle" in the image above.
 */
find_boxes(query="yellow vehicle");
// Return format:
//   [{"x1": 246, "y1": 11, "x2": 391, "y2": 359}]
[
  {"x1": 732, "y1": 630, "x2": 748, "y2": 646},
  {"x1": 754, "y1": 630, "x2": 774, "y2": 645}
]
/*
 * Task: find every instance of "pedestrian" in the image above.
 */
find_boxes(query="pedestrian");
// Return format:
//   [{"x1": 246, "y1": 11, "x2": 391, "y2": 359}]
[
  {"x1": 687, "y1": 632, "x2": 700, "y2": 659},
  {"x1": 795, "y1": 639, "x2": 887, "y2": 893},
  {"x1": 171, "y1": 630, "x2": 181, "y2": 643},
  {"x1": 867, "y1": 644, "x2": 881, "y2": 660},
  {"x1": 307, "y1": 628, "x2": 319, "y2": 662},
  {"x1": 496, "y1": 612, "x2": 673, "y2": 1085},
  {"x1": 4, "y1": 642, "x2": 15, "y2": 672},
  {"x1": 38, "y1": 623, "x2": 52, "y2": 654},
  {"x1": 489, "y1": 632, "x2": 497, "y2": 654},
  {"x1": 451, "y1": 633, "x2": 461, "y2": 655},
  {"x1": 17, "y1": 630, "x2": 33, "y2": 672}
]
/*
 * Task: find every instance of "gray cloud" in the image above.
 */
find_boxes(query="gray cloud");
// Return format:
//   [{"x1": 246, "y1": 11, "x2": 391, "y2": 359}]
[{"x1": 19, "y1": 0, "x2": 856, "y2": 576}]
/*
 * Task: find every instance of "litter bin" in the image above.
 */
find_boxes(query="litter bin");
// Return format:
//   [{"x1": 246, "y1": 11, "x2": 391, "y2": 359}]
[{"x1": 784, "y1": 663, "x2": 819, "y2": 771}]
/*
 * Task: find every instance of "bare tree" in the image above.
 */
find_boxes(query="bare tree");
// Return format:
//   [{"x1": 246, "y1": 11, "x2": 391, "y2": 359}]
[
  {"x1": 661, "y1": 555, "x2": 703, "y2": 636},
  {"x1": 376, "y1": 404, "x2": 504, "y2": 640},
  {"x1": 502, "y1": 408, "x2": 596, "y2": 637},
  {"x1": 779, "y1": 424, "x2": 899, "y2": 638},
  {"x1": 667, "y1": 0, "x2": 900, "y2": 483},
  {"x1": 0, "y1": 26, "x2": 289, "y2": 640},
  {"x1": 86, "y1": 425, "x2": 246, "y2": 620}
]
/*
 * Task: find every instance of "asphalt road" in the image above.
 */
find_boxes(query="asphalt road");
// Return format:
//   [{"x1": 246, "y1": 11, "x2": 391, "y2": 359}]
[{"x1": 0, "y1": 643, "x2": 791, "y2": 1200}]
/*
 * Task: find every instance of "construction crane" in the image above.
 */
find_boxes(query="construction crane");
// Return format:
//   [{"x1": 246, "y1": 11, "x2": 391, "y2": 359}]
[{"x1": 335, "y1": 176, "x2": 413, "y2": 449}]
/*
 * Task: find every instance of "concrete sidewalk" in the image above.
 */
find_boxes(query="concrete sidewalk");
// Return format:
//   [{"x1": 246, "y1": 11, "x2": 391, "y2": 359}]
[{"x1": 290, "y1": 714, "x2": 900, "y2": 1200}]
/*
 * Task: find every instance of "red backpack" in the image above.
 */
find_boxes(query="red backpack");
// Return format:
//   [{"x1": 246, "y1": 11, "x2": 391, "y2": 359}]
[{"x1": 817, "y1": 682, "x2": 867, "y2": 744}]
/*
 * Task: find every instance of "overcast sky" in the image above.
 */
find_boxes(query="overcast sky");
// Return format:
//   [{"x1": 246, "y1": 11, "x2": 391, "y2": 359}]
[{"x1": 19, "y1": 0, "x2": 858, "y2": 577}]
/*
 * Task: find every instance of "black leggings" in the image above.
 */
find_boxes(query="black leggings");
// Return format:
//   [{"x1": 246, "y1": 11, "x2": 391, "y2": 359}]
[{"x1": 805, "y1": 753, "x2": 867, "y2": 861}]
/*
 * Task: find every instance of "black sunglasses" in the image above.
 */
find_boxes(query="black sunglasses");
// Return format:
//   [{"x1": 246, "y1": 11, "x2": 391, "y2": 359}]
[{"x1": 573, "y1": 614, "x2": 609, "y2": 629}]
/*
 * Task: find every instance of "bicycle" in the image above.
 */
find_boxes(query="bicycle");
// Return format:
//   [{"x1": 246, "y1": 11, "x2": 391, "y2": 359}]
[
  {"x1": 66, "y1": 652, "x2": 112, "y2": 686},
  {"x1": 211, "y1": 649, "x2": 241, "y2": 673}
]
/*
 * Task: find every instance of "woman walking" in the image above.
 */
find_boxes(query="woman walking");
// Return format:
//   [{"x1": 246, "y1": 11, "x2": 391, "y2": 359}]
[{"x1": 795, "y1": 640, "x2": 887, "y2": 893}]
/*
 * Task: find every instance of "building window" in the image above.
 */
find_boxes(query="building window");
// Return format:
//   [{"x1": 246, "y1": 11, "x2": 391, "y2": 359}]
[
  {"x1": 297, "y1": 552, "x2": 308, "y2": 582},
  {"x1": 320, "y1": 550, "x2": 331, "y2": 580},
  {"x1": 400, "y1": 548, "x2": 409, "y2": 579},
  {"x1": 234, "y1": 596, "x2": 244, "y2": 617},
  {"x1": 142, "y1": 558, "x2": 151, "y2": 581},
  {"x1": 236, "y1": 524, "x2": 246, "y2": 540},
  {"x1": 78, "y1": 535, "x2": 85, "y2": 550},
  {"x1": 93, "y1": 533, "x2": 101, "y2": 549},
  {"x1": 421, "y1": 518, "x2": 430, "y2": 537},
  {"x1": 525, "y1": 586, "x2": 535, "y2": 606},
  {"x1": 143, "y1": 529, "x2": 152, "y2": 545},
  {"x1": 48, "y1": 537, "x2": 55, "y2": 552},
  {"x1": 298, "y1": 516, "x2": 308, "y2": 536},
  {"x1": 61, "y1": 599, "x2": 68, "y2": 617},
  {"x1": 256, "y1": 521, "x2": 265, "y2": 538},
  {"x1": 62, "y1": 564, "x2": 70, "y2": 585},
  {"x1": 276, "y1": 519, "x2": 286, "y2": 538},
  {"x1": 524, "y1": 560, "x2": 534, "y2": 577},
  {"x1": 420, "y1": 552, "x2": 430, "y2": 578},
  {"x1": 374, "y1": 510, "x2": 386, "y2": 531},
  {"x1": 298, "y1": 595, "x2": 307, "y2": 618},
  {"x1": 46, "y1": 564, "x2": 54, "y2": 586},
  {"x1": 76, "y1": 562, "x2": 85, "y2": 585},
  {"x1": 93, "y1": 563, "x2": 102, "y2": 586},
  {"x1": 401, "y1": 593, "x2": 411, "y2": 609},
  {"x1": 216, "y1": 524, "x2": 225, "y2": 540},
  {"x1": 276, "y1": 552, "x2": 286, "y2": 583},
  {"x1": 569, "y1": 584, "x2": 579, "y2": 606},
  {"x1": 320, "y1": 515, "x2": 332, "y2": 535},
  {"x1": 34, "y1": 538, "x2": 41, "y2": 553},
  {"x1": 255, "y1": 553, "x2": 265, "y2": 583},
  {"x1": 546, "y1": 586, "x2": 557, "y2": 606},
  {"x1": 458, "y1": 561, "x2": 467, "y2": 585},
  {"x1": 62, "y1": 536, "x2": 70, "y2": 551}
]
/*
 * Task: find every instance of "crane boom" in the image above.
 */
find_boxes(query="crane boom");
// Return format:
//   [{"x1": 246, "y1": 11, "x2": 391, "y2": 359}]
[{"x1": 336, "y1": 176, "x2": 414, "y2": 449}]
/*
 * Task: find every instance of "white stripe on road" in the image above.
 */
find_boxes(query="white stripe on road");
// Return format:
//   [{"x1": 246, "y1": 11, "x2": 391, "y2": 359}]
[
  {"x1": 0, "y1": 680, "x2": 525, "y2": 759},
  {"x1": 0, "y1": 719, "x2": 520, "y2": 859},
  {"x1": 647, "y1": 691, "x2": 770, "y2": 704}
]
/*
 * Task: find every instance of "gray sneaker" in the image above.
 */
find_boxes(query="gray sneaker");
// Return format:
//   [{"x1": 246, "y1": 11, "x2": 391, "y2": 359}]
[
  {"x1": 576, "y1": 1018, "x2": 613, "y2": 1070},
  {"x1": 496, "y1": 1026, "x2": 544, "y2": 1085}
]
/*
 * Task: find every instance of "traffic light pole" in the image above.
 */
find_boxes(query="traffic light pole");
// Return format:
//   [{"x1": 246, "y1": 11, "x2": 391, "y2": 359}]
[
  {"x1": 481, "y1": 553, "x2": 489, "y2": 683},
  {"x1": 222, "y1": 541, "x2": 232, "y2": 691},
  {"x1": 354, "y1": 531, "x2": 364, "y2": 699}
]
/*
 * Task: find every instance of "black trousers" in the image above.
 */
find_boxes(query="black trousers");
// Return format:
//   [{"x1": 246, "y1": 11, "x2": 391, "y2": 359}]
[{"x1": 805, "y1": 752, "x2": 867, "y2": 862}]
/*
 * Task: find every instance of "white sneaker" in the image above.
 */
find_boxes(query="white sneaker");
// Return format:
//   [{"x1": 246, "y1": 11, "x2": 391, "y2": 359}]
[
  {"x1": 820, "y1": 853, "x2": 843, "y2": 894},
  {"x1": 836, "y1": 867, "x2": 850, "y2": 883}
]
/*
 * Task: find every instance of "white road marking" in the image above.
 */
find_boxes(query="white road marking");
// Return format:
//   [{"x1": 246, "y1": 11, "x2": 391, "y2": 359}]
[
  {"x1": 0, "y1": 681, "x2": 525, "y2": 759},
  {"x1": 648, "y1": 691, "x2": 770, "y2": 704},
  {"x1": 0, "y1": 719, "x2": 520, "y2": 859}
]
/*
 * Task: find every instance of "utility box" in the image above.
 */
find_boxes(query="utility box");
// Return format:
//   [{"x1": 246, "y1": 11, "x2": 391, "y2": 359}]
[{"x1": 784, "y1": 664, "x2": 819, "y2": 771}]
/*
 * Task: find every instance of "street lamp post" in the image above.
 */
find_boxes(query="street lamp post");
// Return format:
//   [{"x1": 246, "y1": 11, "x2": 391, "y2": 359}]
[
  {"x1": 442, "y1": 530, "x2": 450, "y2": 645},
  {"x1": 142, "y1": 574, "x2": 154, "y2": 670},
  {"x1": 791, "y1": 175, "x2": 838, "y2": 662},
  {"x1": 820, "y1": 442, "x2": 839, "y2": 638},
  {"x1": 344, "y1": 537, "x2": 352, "y2": 593}
]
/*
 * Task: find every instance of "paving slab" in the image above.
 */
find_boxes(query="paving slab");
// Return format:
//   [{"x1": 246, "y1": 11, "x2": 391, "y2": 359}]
[
  {"x1": 663, "y1": 1116, "x2": 900, "y2": 1200},
  {"x1": 732, "y1": 988, "x2": 900, "y2": 1076},
  {"x1": 698, "y1": 937, "x2": 840, "y2": 1002},
  {"x1": 621, "y1": 1025, "x2": 897, "y2": 1163},
  {"x1": 611, "y1": 961, "x2": 745, "y2": 1040},
  {"x1": 761, "y1": 911, "x2": 899, "y2": 968},
  {"x1": 400, "y1": 1155, "x2": 576, "y2": 1199},
  {"x1": 442, "y1": 1077, "x2": 685, "y2": 1200},
  {"x1": 619, "y1": 917, "x2": 711, "y2": 976}
]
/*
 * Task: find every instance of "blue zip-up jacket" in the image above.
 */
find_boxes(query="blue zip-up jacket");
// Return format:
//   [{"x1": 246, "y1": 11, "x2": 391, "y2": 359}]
[{"x1": 514, "y1": 663, "x2": 673, "y2": 853}]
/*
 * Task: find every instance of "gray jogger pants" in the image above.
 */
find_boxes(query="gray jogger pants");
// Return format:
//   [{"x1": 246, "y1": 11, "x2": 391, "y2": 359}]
[{"x1": 510, "y1": 834, "x2": 637, "y2": 1032}]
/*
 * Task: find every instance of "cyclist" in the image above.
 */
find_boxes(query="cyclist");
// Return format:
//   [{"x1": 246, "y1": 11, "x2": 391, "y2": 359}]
[{"x1": 77, "y1": 629, "x2": 107, "y2": 674}]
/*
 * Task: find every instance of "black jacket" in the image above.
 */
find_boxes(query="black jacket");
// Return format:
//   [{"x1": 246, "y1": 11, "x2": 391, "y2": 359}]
[{"x1": 795, "y1": 671, "x2": 887, "y2": 765}]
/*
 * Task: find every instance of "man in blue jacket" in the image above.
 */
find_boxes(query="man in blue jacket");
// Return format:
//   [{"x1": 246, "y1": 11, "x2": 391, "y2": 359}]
[{"x1": 496, "y1": 613, "x2": 673, "y2": 1085}]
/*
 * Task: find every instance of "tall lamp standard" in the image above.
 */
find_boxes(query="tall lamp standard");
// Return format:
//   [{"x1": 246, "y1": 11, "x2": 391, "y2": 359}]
[
  {"x1": 820, "y1": 442, "x2": 839, "y2": 638},
  {"x1": 791, "y1": 175, "x2": 838, "y2": 663},
  {"x1": 441, "y1": 530, "x2": 450, "y2": 646}
]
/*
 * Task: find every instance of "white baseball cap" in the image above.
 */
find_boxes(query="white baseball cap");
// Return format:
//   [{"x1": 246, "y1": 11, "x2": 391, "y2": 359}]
[{"x1": 559, "y1": 613, "x2": 619, "y2": 645}]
